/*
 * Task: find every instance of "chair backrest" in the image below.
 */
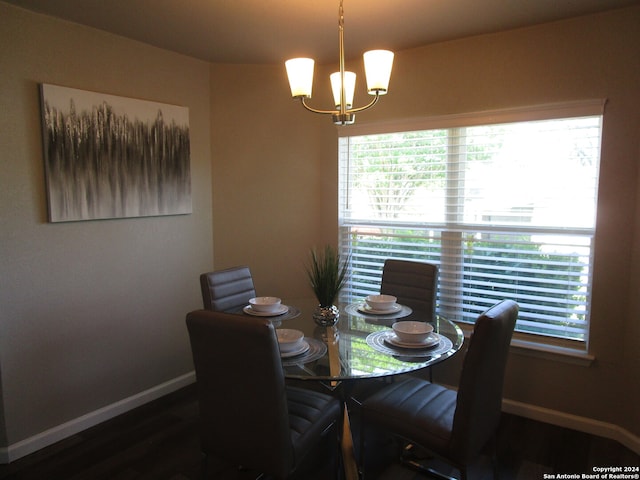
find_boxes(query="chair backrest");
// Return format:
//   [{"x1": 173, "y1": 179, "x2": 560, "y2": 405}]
[
  {"x1": 380, "y1": 259, "x2": 438, "y2": 320},
  {"x1": 450, "y1": 299, "x2": 518, "y2": 464},
  {"x1": 186, "y1": 310, "x2": 294, "y2": 477},
  {"x1": 200, "y1": 266, "x2": 256, "y2": 312}
]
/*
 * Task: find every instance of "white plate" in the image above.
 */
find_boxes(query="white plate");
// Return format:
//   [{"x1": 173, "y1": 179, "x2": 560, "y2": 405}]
[
  {"x1": 243, "y1": 304, "x2": 289, "y2": 316},
  {"x1": 385, "y1": 332, "x2": 440, "y2": 349},
  {"x1": 280, "y1": 340, "x2": 310, "y2": 358},
  {"x1": 358, "y1": 303, "x2": 403, "y2": 315}
]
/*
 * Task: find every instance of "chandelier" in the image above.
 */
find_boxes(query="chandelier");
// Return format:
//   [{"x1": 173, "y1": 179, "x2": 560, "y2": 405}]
[{"x1": 285, "y1": 0, "x2": 394, "y2": 126}]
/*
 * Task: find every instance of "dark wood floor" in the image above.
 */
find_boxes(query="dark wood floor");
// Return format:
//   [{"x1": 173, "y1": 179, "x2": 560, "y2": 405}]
[{"x1": 1, "y1": 383, "x2": 637, "y2": 480}]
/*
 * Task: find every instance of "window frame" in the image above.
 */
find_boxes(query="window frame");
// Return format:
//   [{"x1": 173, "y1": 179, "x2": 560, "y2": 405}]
[{"x1": 337, "y1": 100, "x2": 606, "y2": 357}]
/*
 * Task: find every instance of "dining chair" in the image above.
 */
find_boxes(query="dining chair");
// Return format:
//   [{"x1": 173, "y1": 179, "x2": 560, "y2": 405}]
[
  {"x1": 200, "y1": 265, "x2": 256, "y2": 312},
  {"x1": 186, "y1": 309, "x2": 342, "y2": 480},
  {"x1": 359, "y1": 299, "x2": 519, "y2": 480},
  {"x1": 380, "y1": 259, "x2": 438, "y2": 321}
]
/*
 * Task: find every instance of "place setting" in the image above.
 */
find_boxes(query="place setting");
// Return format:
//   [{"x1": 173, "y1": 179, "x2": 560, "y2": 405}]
[
  {"x1": 276, "y1": 328, "x2": 327, "y2": 366},
  {"x1": 345, "y1": 294, "x2": 413, "y2": 321},
  {"x1": 242, "y1": 296, "x2": 301, "y2": 321},
  {"x1": 366, "y1": 320, "x2": 452, "y2": 358}
]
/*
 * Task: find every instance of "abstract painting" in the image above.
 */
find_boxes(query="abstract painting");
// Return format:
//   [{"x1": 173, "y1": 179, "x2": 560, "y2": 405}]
[{"x1": 40, "y1": 84, "x2": 191, "y2": 222}]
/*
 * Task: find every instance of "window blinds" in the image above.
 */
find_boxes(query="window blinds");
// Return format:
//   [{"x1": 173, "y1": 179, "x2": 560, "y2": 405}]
[{"x1": 338, "y1": 102, "x2": 603, "y2": 342}]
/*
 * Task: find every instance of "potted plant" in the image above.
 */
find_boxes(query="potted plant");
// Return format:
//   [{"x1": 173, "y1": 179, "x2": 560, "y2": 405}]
[{"x1": 305, "y1": 245, "x2": 350, "y2": 326}]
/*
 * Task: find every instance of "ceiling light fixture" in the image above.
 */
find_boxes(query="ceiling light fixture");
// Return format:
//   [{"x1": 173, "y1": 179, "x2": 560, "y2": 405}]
[{"x1": 285, "y1": 0, "x2": 394, "y2": 126}]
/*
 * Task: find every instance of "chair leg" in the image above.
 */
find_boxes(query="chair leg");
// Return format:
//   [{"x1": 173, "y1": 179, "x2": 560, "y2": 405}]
[
  {"x1": 399, "y1": 444, "x2": 464, "y2": 480},
  {"x1": 400, "y1": 455, "x2": 459, "y2": 480}
]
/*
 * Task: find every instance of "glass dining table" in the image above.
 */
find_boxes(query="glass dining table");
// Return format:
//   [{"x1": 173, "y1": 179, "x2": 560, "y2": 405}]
[
  {"x1": 236, "y1": 297, "x2": 464, "y2": 480},
  {"x1": 247, "y1": 297, "x2": 465, "y2": 382}
]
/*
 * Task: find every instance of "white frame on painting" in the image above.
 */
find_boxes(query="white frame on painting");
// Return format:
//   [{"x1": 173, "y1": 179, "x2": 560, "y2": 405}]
[{"x1": 40, "y1": 84, "x2": 191, "y2": 222}]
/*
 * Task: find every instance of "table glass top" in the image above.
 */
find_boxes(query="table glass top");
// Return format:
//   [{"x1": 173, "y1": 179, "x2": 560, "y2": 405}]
[{"x1": 242, "y1": 298, "x2": 464, "y2": 381}]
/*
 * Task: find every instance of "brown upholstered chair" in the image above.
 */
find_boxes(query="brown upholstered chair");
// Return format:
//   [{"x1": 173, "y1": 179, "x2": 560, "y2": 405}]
[
  {"x1": 199, "y1": 265, "x2": 256, "y2": 312},
  {"x1": 360, "y1": 300, "x2": 518, "y2": 480},
  {"x1": 186, "y1": 310, "x2": 341, "y2": 479},
  {"x1": 380, "y1": 259, "x2": 438, "y2": 321}
]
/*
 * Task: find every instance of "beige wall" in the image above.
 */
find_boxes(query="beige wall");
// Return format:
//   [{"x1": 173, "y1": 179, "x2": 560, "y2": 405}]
[
  {"x1": 0, "y1": 3, "x2": 213, "y2": 454},
  {"x1": 1, "y1": 0, "x2": 639, "y2": 460},
  {"x1": 209, "y1": 6, "x2": 640, "y2": 440},
  {"x1": 209, "y1": 62, "x2": 338, "y2": 295}
]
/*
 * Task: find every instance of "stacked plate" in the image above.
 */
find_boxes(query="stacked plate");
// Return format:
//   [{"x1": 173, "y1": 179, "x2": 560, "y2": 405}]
[
  {"x1": 386, "y1": 321, "x2": 439, "y2": 349},
  {"x1": 243, "y1": 296, "x2": 289, "y2": 316},
  {"x1": 276, "y1": 328, "x2": 309, "y2": 357},
  {"x1": 358, "y1": 294, "x2": 402, "y2": 315}
]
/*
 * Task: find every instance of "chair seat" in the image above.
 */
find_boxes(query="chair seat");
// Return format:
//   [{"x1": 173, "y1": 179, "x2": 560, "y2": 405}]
[
  {"x1": 286, "y1": 386, "x2": 342, "y2": 462},
  {"x1": 363, "y1": 377, "x2": 456, "y2": 456}
]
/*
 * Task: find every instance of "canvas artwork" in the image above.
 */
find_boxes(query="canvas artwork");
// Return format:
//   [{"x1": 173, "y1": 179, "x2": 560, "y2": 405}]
[{"x1": 40, "y1": 84, "x2": 191, "y2": 222}]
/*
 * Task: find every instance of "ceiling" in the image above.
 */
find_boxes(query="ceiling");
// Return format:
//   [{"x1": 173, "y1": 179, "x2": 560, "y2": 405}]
[{"x1": 5, "y1": 0, "x2": 639, "y2": 64}]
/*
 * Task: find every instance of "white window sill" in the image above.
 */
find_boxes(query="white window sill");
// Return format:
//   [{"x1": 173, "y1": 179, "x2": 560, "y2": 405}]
[
  {"x1": 457, "y1": 323, "x2": 594, "y2": 367},
  {"x1": 509, "y1": 338, "x2": 594, "y2": 366}
]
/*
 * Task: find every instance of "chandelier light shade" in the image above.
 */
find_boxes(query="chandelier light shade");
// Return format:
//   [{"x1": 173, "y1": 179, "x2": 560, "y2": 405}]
[
  {"x1": 285, "y1": 58, "x2": 314, "y2": 98},
  {"x1": 285, "y1": 0, "x2": 394, "y2": 125},
  {"x1": 330, "y1": 71, "x2": 355, "y2": 108},
  {"x1": 363, "y1": 50, "x2": 394, "y2": 93}
]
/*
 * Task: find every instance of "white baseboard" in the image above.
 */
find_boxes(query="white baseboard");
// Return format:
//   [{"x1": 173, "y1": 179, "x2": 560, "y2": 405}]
[
  {"x1": 0, "y1": 371, "x2": 196, "y2": 464},
  {"x1": 502, "y1": 398, "x2": 640, "y2": 456},
  {"x1": 2, "y1": 374, "x2": 638, "y2": 464}
]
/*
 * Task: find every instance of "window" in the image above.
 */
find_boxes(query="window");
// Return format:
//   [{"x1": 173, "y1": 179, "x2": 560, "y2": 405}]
[{"x1": 338, "y1": 101, "x2": 604, "y2": 343}]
